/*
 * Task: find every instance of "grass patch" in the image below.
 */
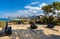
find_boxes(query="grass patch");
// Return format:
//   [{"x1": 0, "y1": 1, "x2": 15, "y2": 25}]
[{"x1": 0, "y1": 21, "x2": 6, "y2": 28}]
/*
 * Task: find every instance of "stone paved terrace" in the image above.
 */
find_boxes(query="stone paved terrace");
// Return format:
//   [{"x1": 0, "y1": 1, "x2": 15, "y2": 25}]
[{"x1": 0, "y1": 24, "x2": 60, "y2": 39}]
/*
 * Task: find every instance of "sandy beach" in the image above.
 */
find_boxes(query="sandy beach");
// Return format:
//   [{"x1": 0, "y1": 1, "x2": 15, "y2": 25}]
[{"x1": 0, "y1": 24, "x2": 60, "y2": 39}]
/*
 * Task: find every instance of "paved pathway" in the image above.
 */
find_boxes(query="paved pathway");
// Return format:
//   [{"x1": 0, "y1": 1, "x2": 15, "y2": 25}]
[
  {"x1": 9, "y1": 29, "x2": 60, "y2": 39},
  {"x1": 0, "y1": 24, "x2": 60, "y2": 39}
]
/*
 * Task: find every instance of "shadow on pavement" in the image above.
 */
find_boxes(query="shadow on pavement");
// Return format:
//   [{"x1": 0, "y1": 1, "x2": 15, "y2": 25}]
[
  {"x1": 47, "y1": 34, "x2": 60, "y2": 39},
  {"x1": 45, "y1": 27, "x2": 59, "y2": 32},
  {"x1": 0, "y1": 29, "x2": 60, "y2": 39}
]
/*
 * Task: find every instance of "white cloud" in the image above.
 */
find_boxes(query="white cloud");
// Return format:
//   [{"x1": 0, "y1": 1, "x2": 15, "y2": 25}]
[
  {"x1": 25, "y1": 6, "x2": 41, "y2": 10},
  {"x1": 24, "y1": 3, "x2": 47, "y2": 16},
  {"x1": 1, "y1": 10, "x2": 32, "y2": 18},
  {"x1": 39, "y1": 3, "x2": 47, "y2": 7},
  {"x1": 55, "y1": 10, "x2": 60, "y2": 13},
  {"x1": 31, "y1": 2, "x2": 39, "y2": 4},
  {"x1": 25, "y1": 3, "x2": 47, "y2": 10}
]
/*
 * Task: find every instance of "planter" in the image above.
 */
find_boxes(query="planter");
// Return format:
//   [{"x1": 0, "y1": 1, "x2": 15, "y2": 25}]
[
  {"x1": 47, "y1": 24, "x2": 55, "y2": 28},
  {"x1": 30, "y1": 24, "x2": 38, "y2": 29}
]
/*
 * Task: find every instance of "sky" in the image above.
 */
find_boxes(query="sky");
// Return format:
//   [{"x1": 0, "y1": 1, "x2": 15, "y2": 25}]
[{"x1": 0, "y1": 0, "x2": 60, "y2": 18}]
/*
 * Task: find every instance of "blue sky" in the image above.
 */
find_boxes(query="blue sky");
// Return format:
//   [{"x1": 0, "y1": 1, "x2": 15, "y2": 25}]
[{"x1": 0, "y1": 0, "x2": 60, "y2": 18}]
